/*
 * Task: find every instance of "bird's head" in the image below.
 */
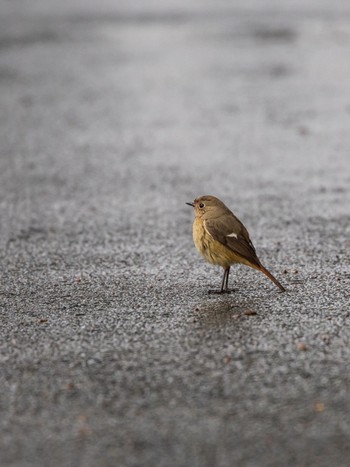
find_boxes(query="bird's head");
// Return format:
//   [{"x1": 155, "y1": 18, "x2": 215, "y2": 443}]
[{"x1": 186, "y1": 195, "x2": 228, "y2": 219}]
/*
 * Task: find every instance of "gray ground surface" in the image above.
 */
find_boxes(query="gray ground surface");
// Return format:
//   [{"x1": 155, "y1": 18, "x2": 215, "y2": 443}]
[{"x1": 1, "y1": 1, "x2": 350, "y2": 466}]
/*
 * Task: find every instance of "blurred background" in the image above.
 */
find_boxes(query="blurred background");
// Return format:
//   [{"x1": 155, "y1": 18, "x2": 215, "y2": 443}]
[{"x1": 2, "y1": 0, "x2": 350, "y2": 225}]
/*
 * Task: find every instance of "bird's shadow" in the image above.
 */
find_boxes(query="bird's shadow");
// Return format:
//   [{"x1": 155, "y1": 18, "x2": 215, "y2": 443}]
[{"x1": 191, "y1": 294, "x2": 257, "y2": 328}]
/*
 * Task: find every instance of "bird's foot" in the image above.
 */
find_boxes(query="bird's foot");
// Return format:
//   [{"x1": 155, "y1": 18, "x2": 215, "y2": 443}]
[{"x1": 208, "y1": 288, "x2": 235, "y2": 295}]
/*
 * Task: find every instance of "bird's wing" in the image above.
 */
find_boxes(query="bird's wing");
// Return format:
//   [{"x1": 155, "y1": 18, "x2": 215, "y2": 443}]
[{"x1": 204, "y1": 215, "x2": 260, "y2": 267}]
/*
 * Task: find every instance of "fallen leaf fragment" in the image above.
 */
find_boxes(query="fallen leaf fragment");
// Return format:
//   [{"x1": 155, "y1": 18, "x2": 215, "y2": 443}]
[
  {"x1": 244, "y1": 310, "x2": 257, "y2": 316},
  {"x1": 314, "y1": 402, "x2": 325, "y2": 412},
  {"x1": 296, "y1": 342, "x2": 309, "y2": 351}
]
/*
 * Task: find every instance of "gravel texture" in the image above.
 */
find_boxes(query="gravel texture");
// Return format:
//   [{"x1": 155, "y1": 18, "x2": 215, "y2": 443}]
[{"x1": 1, "y1": 1, "x2": 350, "y2": 466}]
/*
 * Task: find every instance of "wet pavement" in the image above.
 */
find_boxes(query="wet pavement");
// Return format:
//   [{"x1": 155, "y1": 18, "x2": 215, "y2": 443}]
[{"x1": 1, "y1": 1, "x2": 350, "y2": 466}]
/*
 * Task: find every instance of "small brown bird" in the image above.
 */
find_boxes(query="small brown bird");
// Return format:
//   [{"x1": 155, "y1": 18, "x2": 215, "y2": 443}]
[{"x1": 186, "y1": 195, "x2": 285, "y2": 293}]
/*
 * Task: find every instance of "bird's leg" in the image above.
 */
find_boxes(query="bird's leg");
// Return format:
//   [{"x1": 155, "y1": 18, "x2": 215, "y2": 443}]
[
  {"x1": 208, "y1": 267, "x2": 231, "y2": 294},
  {"x1": 224, "y1": 266, "x2": 237, "y2": 293},
  {"x1": 224, "y1": 266, "x2": 230, "y2": 291},
  {"x1": 220, "y1": 267, "x2": 228, "y2": 292},
  {"x1": 223, "y1": 266, "x2": 236, "y2": 293}
]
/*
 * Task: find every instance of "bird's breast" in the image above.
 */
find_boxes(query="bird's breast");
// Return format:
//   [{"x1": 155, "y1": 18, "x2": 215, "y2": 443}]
[
  {"x1": 192, "y1": 217, "x2": 208, "y2": 256},
  {"x1": 192, "y1": 218, "x2": 238, "y2": 268}
]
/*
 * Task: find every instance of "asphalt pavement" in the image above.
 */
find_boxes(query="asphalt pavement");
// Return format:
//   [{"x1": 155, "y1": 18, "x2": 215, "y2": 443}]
[{"x1": 1, "y1": 1, "x2": 350, "y2": 466}]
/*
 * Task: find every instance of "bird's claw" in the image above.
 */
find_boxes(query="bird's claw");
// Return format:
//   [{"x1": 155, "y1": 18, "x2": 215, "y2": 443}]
[{"x1": 208, "y1": 289, "x2": 235, "y2": 295}]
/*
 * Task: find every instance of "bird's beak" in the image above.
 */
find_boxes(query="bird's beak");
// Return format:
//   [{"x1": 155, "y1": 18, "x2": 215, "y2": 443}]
[{"x1": 186, "y1": 202, "x2": 194, "y2": 207}]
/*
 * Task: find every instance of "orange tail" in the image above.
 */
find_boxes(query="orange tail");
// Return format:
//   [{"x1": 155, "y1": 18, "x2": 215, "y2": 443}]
[{"x1": 259, "y1": 264, "x2": 286, "y2": 292}]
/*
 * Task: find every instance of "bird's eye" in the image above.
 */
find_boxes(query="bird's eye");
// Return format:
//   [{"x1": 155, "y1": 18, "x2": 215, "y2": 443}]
[{"x1": 199, "y1": 203, "x2": 205, "y2": 208}]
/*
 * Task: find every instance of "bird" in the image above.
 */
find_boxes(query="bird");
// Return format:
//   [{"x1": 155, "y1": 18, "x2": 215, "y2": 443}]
[{"x1": 186, "y1": 195, "x2": 286, "y2": 293}]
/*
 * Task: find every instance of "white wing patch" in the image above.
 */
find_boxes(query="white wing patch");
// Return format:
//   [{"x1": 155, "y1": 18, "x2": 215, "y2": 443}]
[{"x1": 227, "y1": 232, "x2": 238, "y2": 238}]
